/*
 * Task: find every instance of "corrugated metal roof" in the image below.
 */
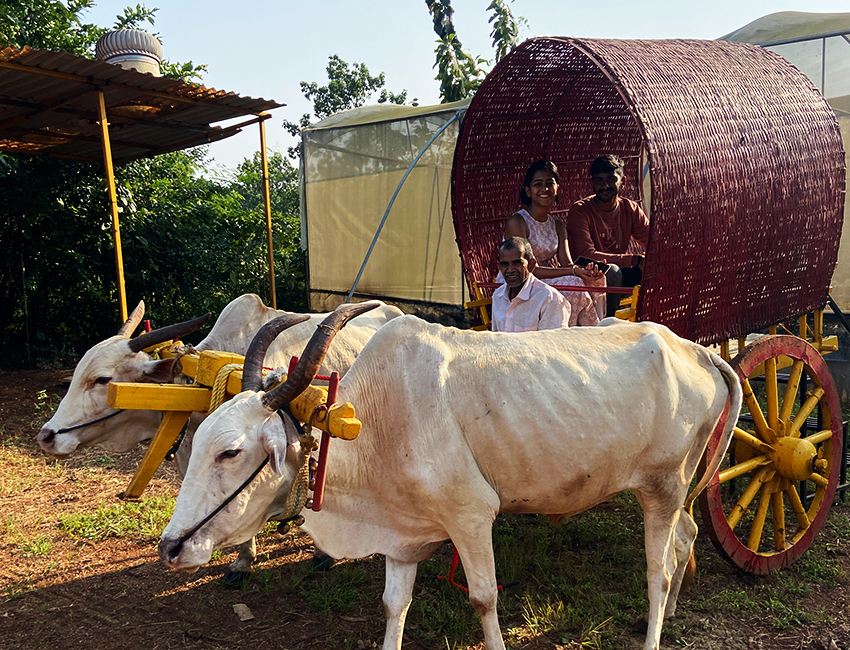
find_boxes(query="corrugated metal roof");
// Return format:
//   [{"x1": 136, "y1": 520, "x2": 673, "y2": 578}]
[{"x1": 0, "y1": 46, "x2": 284, "y2": 163}]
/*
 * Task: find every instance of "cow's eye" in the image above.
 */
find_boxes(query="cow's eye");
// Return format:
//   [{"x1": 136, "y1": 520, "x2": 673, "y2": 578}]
[
  {"x1": 94, "y1": 377, "x2": 112, "y2": 385},
  {"x1": 216, "y1": 449, "x2": 241, "y2": 462}
]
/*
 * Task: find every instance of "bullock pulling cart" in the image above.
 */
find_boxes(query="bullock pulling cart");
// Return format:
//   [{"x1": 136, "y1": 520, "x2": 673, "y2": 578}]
[
  {"x1": 95, "y1": 37, "x2": 845, "y2": 584},
  {"x1": 451, "y1": 37, "x2": 847, "y2": 575}
]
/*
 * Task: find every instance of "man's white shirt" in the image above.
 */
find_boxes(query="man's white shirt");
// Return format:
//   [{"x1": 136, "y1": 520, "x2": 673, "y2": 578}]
[{"x1": 491, "y1": 273, "x2": 571, "y2": 332}]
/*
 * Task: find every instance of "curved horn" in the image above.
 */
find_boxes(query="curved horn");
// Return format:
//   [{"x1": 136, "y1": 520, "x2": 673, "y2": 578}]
[
  {"x1": 128, "y1": 312, "x2": 212, "y2": 353},
  {"x1": 117, "y1": 301, "x2": 145, "y2": 338},
  {"x1": 262, "y1": 301, "x2": 382, "y2": 412},
  {"x1": 241, "y1": 314, "x2": 312, "y2": 392}
]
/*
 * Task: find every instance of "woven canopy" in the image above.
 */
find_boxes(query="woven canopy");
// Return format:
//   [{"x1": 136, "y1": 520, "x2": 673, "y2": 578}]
[
  {"x1": 452, "y1": 37, "x2": 845, "y2": 345},
  {"x1": 0, "y1": 46, "x2": 282, "y2": 163}
]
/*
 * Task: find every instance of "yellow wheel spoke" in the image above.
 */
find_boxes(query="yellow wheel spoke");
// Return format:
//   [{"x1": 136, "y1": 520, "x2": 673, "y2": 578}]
[
  {"x1": 747, "y1": 479, "x2": 775, "y2": 551},
  {"x1": 727, "y1": 467, "x2": 774, "y2": 529},
  {"x1": 809, "y1": 473, "x2": 829, "y2": 489},
  {"x1": 785, "y1": 487, "x2": 810, "y2": 529},
  {"x1": 788, "y1": 387, "x2": 825, "y2": 438},
  {"x1": 742, "y1": 378, "x2": 776, "y2": 443},
  {"x1": 719, "y1": 454, "x2": 771, "y2": 483},
  {"x1": 733, "y1": 427, "x2": 774, "y2": 456},
  {"x1": 772, "y1": 491, "x2": 786, "y2": 550},
  {"x1": 803, "y1": 429, "x2": 833, "y2": 445},
  {"x1": 765, "y1": 356, "x2": 779, "y2": 431},
  {"x1": 779, "y1": 360, "x2": 804, "y2": 423}
]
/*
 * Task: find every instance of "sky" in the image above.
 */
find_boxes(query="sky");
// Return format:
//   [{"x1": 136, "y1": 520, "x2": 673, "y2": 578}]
[{"x1": 82, "y1": 0, "x2": 850, "y2": 172}]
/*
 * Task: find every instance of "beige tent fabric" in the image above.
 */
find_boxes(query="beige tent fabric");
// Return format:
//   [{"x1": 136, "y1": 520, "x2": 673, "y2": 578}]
[
  {"x1": 721, "y1": 11, "x2": 850, "y2": 44},
  {"x1": 723, "y1": 13, "x2": 850, "y2": 310},
  {"x1": 302, "y1": 100, "x2": 469, "y2": 308}
]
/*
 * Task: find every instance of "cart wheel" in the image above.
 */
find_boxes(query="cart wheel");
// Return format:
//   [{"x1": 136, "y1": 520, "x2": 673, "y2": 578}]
[{"x1": 699, "y1": 335, "x2": 842, "y2": 574}]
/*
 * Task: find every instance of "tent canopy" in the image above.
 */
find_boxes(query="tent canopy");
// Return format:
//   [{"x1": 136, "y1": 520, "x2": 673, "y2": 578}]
[
  {"x1": 301, "y1": 99, "x2": 469, "y2": 313},
  {"x1": 721, "y1": 11, "x2": 850, "y2": 45}
]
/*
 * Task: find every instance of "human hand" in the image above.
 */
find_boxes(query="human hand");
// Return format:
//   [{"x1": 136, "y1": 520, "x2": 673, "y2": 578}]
[{"x1": 574, "y1": 262, "x2": 604, "y2": 282}]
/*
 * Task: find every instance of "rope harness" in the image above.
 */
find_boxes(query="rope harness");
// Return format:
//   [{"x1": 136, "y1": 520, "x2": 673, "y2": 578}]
[
  {"x1": 57, "y1": 341, "x2": 185, "y2": 437},
  {"x1": 209, "y1": 363, "x2": 244, "y2": 412},
  {"x1": 169, "y1": 409, "x2": 317, "y2": 556},
  {"x1": 54, "y1": 407, "x2": 125, "y2": 434},
  {"x1": 437, "y1": 544, "x2": 517, "y2": 593}
]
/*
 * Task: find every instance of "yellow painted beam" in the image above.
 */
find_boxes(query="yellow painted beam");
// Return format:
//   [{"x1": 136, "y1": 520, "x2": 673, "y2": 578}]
[
  {"x1": 108, "y1": 382, "x2": 213, "y2": 412},
  {"x1": 96, "y1": 90, "x2": 127, "y2": 322},
  {"x1": 107, "y1": 378, "x2": 359, "y2": 440},
  {"x1": 260, "y1": 119, "x2": 277, "y2": 309},
  {"x1": 121, "y1": 411, "x2": 191, "y2": 499}
]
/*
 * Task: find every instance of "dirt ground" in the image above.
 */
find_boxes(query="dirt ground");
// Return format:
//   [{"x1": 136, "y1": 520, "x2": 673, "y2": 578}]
[{"x1": 2, "y1": 368, "x2": 850, "y2": 650}]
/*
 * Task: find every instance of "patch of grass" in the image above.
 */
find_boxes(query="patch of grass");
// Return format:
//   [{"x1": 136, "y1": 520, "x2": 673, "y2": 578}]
[
  {"x1": 32, "y1": 390, "x2": 60, "y2": 420},
  {"x1": 795, "y1": 550, "x2": 842, "y2": 586},
  {"x1": 57, "y1": 494, "x2": 175, "y2": 542},
  {"x1": 0, "y1": 449, "x2": 65, "y2": 496},
  {"x1": 19, "y1": 534, "x2": 53, "y2": 557},
  {"x1": 4, "y1": 577, "x2": 37, "y2": 600},
  {"x1": 302, "y1": 562, "x2": 370, "y2": 613},
  {"x1": 764, "y1": 592, "x2": 812, "y2": 630},
  {"x1": 828, "y1": 510, "x2": 850, "y2": 538},
  {"x1": 402, "y1": 495, "x2": 653, "y2": 648}
]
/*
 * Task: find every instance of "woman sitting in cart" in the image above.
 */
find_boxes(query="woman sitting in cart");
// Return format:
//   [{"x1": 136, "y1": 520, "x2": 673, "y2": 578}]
[{"x1": 502, "y1": 159, "x2": 604, "y2": 326}]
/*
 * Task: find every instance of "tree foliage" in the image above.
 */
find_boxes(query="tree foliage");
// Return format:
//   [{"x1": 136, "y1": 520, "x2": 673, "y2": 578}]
[
  {"x1": 0, "y1": 1, "x2": 304, "y2": 368},
  {"x1": 425, "y1": 0, "x2": 524, "y2": 103},
  {"x1": 283, "y1": 55, "x2": 407, "y2": 158},
  {"x1": 487, "y1": 0, "x2": 525, "y2": 63}
]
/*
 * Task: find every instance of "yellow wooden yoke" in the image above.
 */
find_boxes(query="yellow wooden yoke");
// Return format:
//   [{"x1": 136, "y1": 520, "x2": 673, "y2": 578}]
[{"x1": 108, "y1": 348, "x2": 360, "y2": 499}]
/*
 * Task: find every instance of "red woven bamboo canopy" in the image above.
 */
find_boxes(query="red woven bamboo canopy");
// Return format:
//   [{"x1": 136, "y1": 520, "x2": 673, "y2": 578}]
[{"x1": 452, "y1": 37, "x2": 845, "y2": 344}]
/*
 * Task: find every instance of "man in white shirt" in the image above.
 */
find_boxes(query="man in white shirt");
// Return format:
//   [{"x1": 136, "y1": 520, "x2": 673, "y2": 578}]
[{"x1": 491, "y1": 237, "x2": 571, "y2": 332}]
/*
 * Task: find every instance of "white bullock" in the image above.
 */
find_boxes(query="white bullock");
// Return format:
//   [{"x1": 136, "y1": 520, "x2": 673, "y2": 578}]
[
  {"x1": 159, "y1": 306, "x2": 742, "y2": 650},
  {"x1": 38, "y1": 293, "x2": 402, "y2": 458},
  {"x1": 37, "y1": 294, "x2": 402, "y2": 581}
]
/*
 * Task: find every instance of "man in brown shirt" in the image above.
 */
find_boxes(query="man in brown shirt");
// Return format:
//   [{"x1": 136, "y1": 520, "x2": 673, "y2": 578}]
[{"x1": 567, "y1": 154, "x2": 650, "y2": 317}]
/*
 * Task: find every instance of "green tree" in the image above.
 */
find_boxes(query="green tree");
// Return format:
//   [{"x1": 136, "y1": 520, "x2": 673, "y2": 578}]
[
  {"x1": 425, "y1": 0, "x2": 524, "y2": 102},
  {"x1": 283, "y1": 54, "x2": 407, "y2": 158},
  {"x1": 0, "y1": 1, "x2": 301, "y2": 368},
  {"x1": 425, "y1": 0, "x2": 486, "y2": 102},
  {"x1": 487, "y1": 0, "x2": 525, "y2": 63}
]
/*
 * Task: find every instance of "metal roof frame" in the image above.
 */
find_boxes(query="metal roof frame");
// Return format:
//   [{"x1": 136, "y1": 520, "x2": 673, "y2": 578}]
[{"x1": 0, "y1": 46, "x2": 285, "y2": 320}]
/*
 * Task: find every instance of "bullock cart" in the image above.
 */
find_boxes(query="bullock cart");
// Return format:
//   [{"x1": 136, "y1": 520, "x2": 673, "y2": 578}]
[{"x1": 451, "y1": 37, "x2": 847, "y2": 574}]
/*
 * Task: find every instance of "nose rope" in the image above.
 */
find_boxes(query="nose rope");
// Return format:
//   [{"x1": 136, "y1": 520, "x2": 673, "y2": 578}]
[
  {"x1": 170, "y1": 455, "x2": 270, "y2": 557},
  {"x1": 168, "y1": 408, "x2": 306, "y2": 557},
  {"x1": 54, "y1": 408, "x2": 126, "y2": 434}
]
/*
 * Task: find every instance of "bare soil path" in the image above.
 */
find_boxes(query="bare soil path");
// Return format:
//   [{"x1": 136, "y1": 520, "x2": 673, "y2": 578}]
[{"x1": 1, "y1": 368, "x2": 849, "y2": 649}]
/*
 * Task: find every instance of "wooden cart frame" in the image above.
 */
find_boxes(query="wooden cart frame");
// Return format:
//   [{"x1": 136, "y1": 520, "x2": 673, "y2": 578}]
[{"x1": 451, "y1": 37, "x2": 847, "y2": 573}]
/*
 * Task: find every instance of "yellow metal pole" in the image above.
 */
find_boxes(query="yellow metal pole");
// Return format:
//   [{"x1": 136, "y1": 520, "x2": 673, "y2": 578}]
[
  {"x1": 96, "y1": 90, "x2": 128, "y2": 322},
  {"x1": 259, "y1": 119, "x2": 277, "y2": 309},
  {"x1": 120, "y1": 411, "x2": 192, "y2": 499}
]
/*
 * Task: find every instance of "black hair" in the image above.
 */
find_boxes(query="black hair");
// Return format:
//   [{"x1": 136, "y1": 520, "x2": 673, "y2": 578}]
[
  {"x1": 500, "y1": 236, "x2": 534, "y2": 262},
  {"x1": 519, "y1": 159, "x2": 559, "y2": 206},
  {"x1": 589, "y1": 154, "x2": 624, "y2": 176}
]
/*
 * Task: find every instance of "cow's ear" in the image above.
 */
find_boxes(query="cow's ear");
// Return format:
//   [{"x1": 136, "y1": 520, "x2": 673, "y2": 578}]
[
  {"x1": 260, "y1": 420, "x2": 287, "y2": 475},
  {"x1": 142, "y1": 358, "x2": 178, "y2": 383}
]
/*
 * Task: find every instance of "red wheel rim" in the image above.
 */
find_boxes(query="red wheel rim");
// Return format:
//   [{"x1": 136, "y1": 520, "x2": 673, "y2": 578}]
[{"x1": 698, "y1": 335, "x2": 841, "y2": 574}]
